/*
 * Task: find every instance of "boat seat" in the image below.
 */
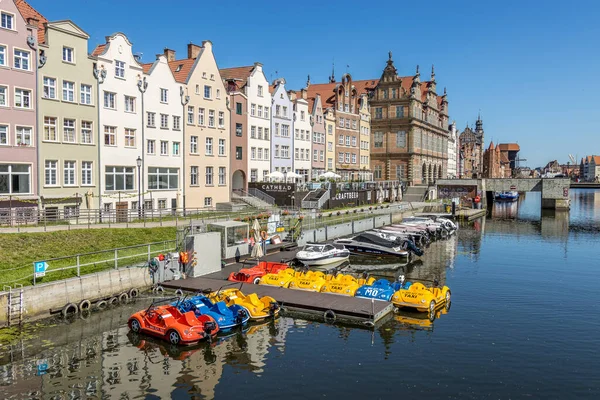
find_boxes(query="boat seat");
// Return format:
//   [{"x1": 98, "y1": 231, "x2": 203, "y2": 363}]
[
  {"x1": 215, "y1": 302, "x2": 231, "y2": 315},
  {"x1": 183, "y1": 311, "x2": 200, "y2": 326},
  {"x1": 246, "y1": 293, "x2": 262, "y2": 306}
]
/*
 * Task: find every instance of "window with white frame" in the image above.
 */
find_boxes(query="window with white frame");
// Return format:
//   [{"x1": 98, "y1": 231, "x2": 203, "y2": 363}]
[
  {"x1": 374, "y1": 132, "x2": 384, "y2": 148},
  {"x1": 396, "y1": 130, "x2": 406, "y2": 147},
  {"x1": 0, "y1": 125, "x2": 7, "y2": 145},
  {"x1": 205, "y1": 137, "x2": 213, "y2": 155},
  {"x1": 274, "y1": 144, "x2": 279, "y2": 157},
  {"x1": 257, "y1": 105, "x2": 263, "y2": 118},
  {"x1": 218, "y1": 111, "x2": 224, "y2": 127},
  {"x1": 15, "y1": 88, "x2": 31, "y2": 108},
  {"x1": 218, "y1": 167, "x2": 226, "y2": 185},
  {"x1": 328, "y1": 125, "x2": 333, "y2": 135},
  {"x1": 320, "y1": 150, "x2": 324, "y2": 161},
  {"x1": 264, "y1": 148, "x2": 269, "y2": 159},
  {"x1": 173, "y1": 142, "x2": 180, "y2": 156},
  {"x1": 264, "y1": 107, "x2": 269, "y2": 119},
  {"x1": 282, "y1": 125, "x2": 289, "y2": 137},
  {"x1": 80, "y1": 84, "x2": 92, "y2": 104},
  {"x1": 147, "y1": 112, "x2": 155, "y2": 127},
  {"x1": 351, "y1": 136, "x2": 357, "y2": 147},
  {"x1": 43, "y1": 77, "x2": 56, "y2": 99},
  {"x1": 328, "y1": 158, "x2": 333, "y2": 169},
  {"x1": 115, "y1": 60, "x2": 125, "y2": 78},
  {"x1": 204, "y1": 85, "x2": 211, "y2": 99},
  {"x1": 173, "y1": 116, "x2": 180, "y2": 130},
  {"x1": 295, "y1": 129, "x2": 299, "y2": 139},
  {"x1": 345, "y1": 119, "x2": 350, "y2": 129},
  {"x1": 14, "y1": 49, "x2": 30, "y2": 70},
  {"x1": 198, "y1": 108, "x2": 205, "y2": 125},
  {"x1": 187, "y1": 106, "x2": 194, "y2": 124},
  {"x1": 160, "y1": 114, "x2": 168, "y2": 128},
  {"x1": 125, "y1": 128, "x2": 136, "y2": 147},
  {"x1": 218, "y1": 138, "x2": 225, "y2": 156},
  {"x1": 104, "y1": 126, "x2": 116, "y2": 146},
  {"x1": 294, "y1": 148, "x2": 298, "y2": 160},
  {"x1": 147, "y1": 139, "x2": 155, "y2": 154},
  {"x1": 205, "y1": 166, "x2": 213, "y2": 185},
  {"x1": 275, "y1": 105, "x2": 280, "y2": 116},
  {"x1": 64, "y1": 161, "x2": 76, "y2": 185},
  {"x1": 62, "y1": 81, "x2": 75, "y2": 102},
  {"x1": 301, "y1": 110, "x2": 305, "y2": 121},
  {"x1": 0, "y1": 85, "x2": 6, "y2": 106},
  {"x1": 281, "y1": 145, "x2": 290, "y2": 158},
  {"x1": 338, "y1": 135, "x2": 344, "y2": 145},
  {"x1": 204, "y1": 197, "x2": 212, "y2": 207},
  {"x1": 313, "y1": 149, "x2": 318, "y2": 161},
  {"x1": 190, "y1": 136, "x2": 198, "y2": 153},
  {"x1": 1, "y1": 164, "x2": 31, "y2": 194},
  {"x1": 251, "y1": 104, "x2": 256, "y2": 116},
  {"x1": 257, "y1": 148, "x2": 263, "y2": 159},
  {"x1": 148, "y1": 167, "x2": 179, "y2": 189},
  {"x1": 251, "y1": 147, "x2": 256, "y2": 160},
  {"x1": 338, "y1": 153, "x2": 344, "y2": 163},
  {"x1": 352, "y1": 154, "x2": 357, "y2": 164},
  {"x1": 345, "y1": 136, "x2": 351, "y2": 146},
  {"x1": 250, "y1": 169, "x2": 257, "y2": 182},
  {"x1": 160, "y1": 140, "x2": 168, "y2": 155},
  {"x1": 352, "y1": 120, "x2": 357, "y2": 130},
  {"x1": 44, "y1": 117, "x2": 57, "y2": 141},
  {"x1": 63, "y1": 119, "x2": 75, "y2": 143},
  {"x1": 81, "y1": 161, "x2": 93, "y2": 185},
  {"x1": 160, "y1": 88, "x2": 168, "y2": 103},
  {"x1": 62, "y1": 47, "x2": 74, "y2": 63},
  {"x1": 45, "y1": 160, "x2": 58, "y2": 186},
  {"x1": 104, "y1": 166, "x2": 134, "y2": 190},
  {"x1": 282, "y1": 106, "x2": 287, "y2": 117},
  {"x1": 1, "y1": 11, "x2": 15, "y2": 30},
  {"x1": 208, "y1": 110, "x2": 215, "y2": 127},
  {"x1": 124, "y1": 95, "x2": 135, "y2": 112},
  {"x1": 16, "y1": 126, "x2": 31, "y2": 146},
  {"x1": 158, "y1": 199, "x2": 166, "y2": 209},
  {"x1": 190, "y1": 166, "x2": 198, "y2": 185},
  {"x1": 250, "y1": 126, "x2": 256, "y2": 139},
  {"x1": 81, "y1": 121, "x2": 92, "y2": 144},
  {"x1": 265, "y1": 128, "x2": 270, "y2": 140},
  {"x1": 263, "y1": 170, "x2": 268, "y2": 180},
  {"x1": 339, "y1": 118, "x2": 344, "y2": 127},
  {"x1": 0, "y1": 45, "x2": 5, "y2": 67},
  {"x1": 236, "y1": 146, "x2": 243, "y2": 160},
  {"x1": 104, "y1": 91, "x2": 116, "y2": 109},
  {"x1": 328, "y1": 141, "x2": 333, "y2": 151},
  {"x1": 257, "y1": 85, "x2": 263, "y2": 97},
  {"x1": 345, "y1": 153, "x2": 351, "y2": 163}
]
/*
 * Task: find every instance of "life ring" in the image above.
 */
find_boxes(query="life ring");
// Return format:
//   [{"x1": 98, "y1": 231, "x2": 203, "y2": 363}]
[
  {"x1": 323, "y1": 310, "x2": 336, "y2": 323},
  {"x1": 119, "y1": 293, "x2": 129, "y2": 303},
  {"x1": 62, "y1": 303, "x2": 78, "y2": 317},
  {"x1": 79, "y1": 299, "x2": 91, "y2": 311},
  {"x1": 260, "y1": 230, "x2": 268, "y2": 240},
  {"x1": 129, "y1": 288, "x2": 139, "y2": 298}
]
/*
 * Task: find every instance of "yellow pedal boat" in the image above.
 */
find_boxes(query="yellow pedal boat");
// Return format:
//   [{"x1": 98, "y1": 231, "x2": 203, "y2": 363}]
[
  {"x1": 208, "y1": 289, "x2": 279, "y2": 320},
  {"x1": 391, "y1": 279, "x2": 451, "y2": 313},
  {"x1": 320, "y1": 273, "x2": 376, "y2": 296},
  {"x1": 258, "y1": 268, "x2": 296, "y2": 287},
  {"x1": 288, "y1": 270, "x2": 328, "y2": 292}
]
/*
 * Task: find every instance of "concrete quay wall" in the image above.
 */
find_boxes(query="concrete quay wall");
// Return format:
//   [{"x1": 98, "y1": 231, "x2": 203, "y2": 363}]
[{"x1": 298, "y1": 214, "x2": 394, "y2": 246}]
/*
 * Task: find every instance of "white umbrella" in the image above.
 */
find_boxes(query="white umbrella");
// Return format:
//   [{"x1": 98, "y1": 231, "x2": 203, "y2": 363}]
[
  {"x1": 251, "y1": 218, "x2": 263, "y2": 258},
  {"x1": 319, "y1": 171, "x2": 341, "y2": 179},
  {"x1": 286, "y1": 171, "x2": 302, "y2": 179}
]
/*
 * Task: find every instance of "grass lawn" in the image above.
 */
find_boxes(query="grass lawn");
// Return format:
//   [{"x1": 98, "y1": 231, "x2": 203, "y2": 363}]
[{"x1": 0, "y1": 227, "x2": 177, "y2": 287}]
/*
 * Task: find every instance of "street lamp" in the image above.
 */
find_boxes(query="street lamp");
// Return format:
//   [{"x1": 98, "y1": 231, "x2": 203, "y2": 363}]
[{"x1": 136, "y1": 156, "x2": 142, "y2": 218}]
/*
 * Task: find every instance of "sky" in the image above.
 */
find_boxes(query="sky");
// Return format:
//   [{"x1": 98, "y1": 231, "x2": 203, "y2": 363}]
[{"x1": 27, "y1": 0, "x2": 600, "y2": 167}]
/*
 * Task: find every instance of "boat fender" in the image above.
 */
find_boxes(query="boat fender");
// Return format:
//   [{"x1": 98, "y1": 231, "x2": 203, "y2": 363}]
[
  {"x1": 62, "y1": 303, "x2": 78, "y2": 317},
  {"x1": 155, "y1": 285, "x2": 164, "y2": 294},
  {"x1": 80, "y1": 310, "x2": 91, "y2": 320},
  {"x1": 260, "y1": 230, "x2": 268, "y2": 240},
  {"x1": 324, "y1": 310, "x2": 336, "y2": 323},
  {"x1": 129, "y1": 288, "x2": 139, "y2": 298},
  {"x1": 95, "y1": 300, "x2": 107, "y2": 310},
  {"x1": 108, "y1": 297, "x2": 119, "y2": 305},
  {"x1": 253, "y1": 277, "x2": 261, "y2": 285},
  {"x1": 78, "y1": 299, "x2": 91, "y2": 311},
  {"x1": 363, "y1": 321, "x2": 375, "y2": 328},
  {"x1": 119, "y1": 293, "x2": 129, "y2": 303},
  {"x1": 175, "y1": 288, "x2": 184, "y2": 296}
]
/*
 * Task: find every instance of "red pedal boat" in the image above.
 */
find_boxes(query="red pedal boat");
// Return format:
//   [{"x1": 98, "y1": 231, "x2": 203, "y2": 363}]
[
  {"x1": 228, "y1": 261, "x2": 289, "y2": 284},
  {"x1": 128, "y1": 299, "x2": 219, "y2": 345}
]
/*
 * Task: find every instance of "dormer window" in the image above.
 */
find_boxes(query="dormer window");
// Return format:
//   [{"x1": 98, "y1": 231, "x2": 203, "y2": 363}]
[
  {"x1": 175, "y1": 64, "x2": 183, "y2": 72},
  {"x1": 62, "y1": 47, "x2": 74, "y2": 63}
]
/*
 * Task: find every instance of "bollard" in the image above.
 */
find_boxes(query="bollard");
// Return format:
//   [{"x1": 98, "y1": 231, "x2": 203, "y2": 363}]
[
  {"x1": 114, "y1": 249, "x2": 118, "y2": 269},
  {"x1": 77, "y1": 255, "x2": 80, "y2": 277}
]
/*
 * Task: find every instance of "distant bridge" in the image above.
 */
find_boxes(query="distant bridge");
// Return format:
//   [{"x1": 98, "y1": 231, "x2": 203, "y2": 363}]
[{"x1": 435, "y1": 178, "x2": 571, "y2": 210}]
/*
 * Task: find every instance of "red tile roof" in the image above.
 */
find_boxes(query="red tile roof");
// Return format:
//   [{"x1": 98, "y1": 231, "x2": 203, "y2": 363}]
[
  {"x1": 498, "y1": 143, "x2": 520, "y2": 151},
  {"x1": 15, "y1": 0, "x2": 47, "y2": 44},
  {"x1": 91, "y1": 44, "x2": 106, "y2": 57},
  {"x1": 141, "y1": 62, "x2": 152, "y2": 74},
  {"x1": 168, "y1": 58, "x2": 196, "y2": 83},
  {"x1": 219, "y1": 66, "x2": 254, "y2": 89}
]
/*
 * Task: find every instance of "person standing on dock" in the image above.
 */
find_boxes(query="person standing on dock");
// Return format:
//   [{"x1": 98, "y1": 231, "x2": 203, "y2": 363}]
[{"x1": 474, "y1": 195, "x2": 481, "y2": 209}]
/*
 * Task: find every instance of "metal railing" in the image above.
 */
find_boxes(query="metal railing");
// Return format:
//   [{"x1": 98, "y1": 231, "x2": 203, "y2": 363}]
[{"x1": 247, "y1": 188, "x2": 276, "y2": 205}]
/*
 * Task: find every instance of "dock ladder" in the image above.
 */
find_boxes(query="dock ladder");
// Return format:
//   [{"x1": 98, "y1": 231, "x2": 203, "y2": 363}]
[{"x1": 4, "y1": 284, "x2": 24, "y2": 327}]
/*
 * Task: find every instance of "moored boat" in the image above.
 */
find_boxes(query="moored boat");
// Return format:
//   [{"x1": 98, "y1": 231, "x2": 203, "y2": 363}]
[
  {"x1": 334, "y1": 233, "x2": 410, "y2": 257},
  {"x1": 295, "y1": 243, "x2": 350, "y2": 267}
]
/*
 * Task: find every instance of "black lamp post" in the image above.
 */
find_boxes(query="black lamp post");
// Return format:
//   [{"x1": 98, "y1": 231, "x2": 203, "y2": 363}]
[{"x1": 136, "y1": 156, "x2": 142, "y2": 218}]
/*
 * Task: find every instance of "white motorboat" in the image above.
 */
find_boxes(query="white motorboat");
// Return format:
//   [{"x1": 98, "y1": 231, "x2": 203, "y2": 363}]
[{"x1": 295, "y1": 243, "x2": 350, "y2": 266}]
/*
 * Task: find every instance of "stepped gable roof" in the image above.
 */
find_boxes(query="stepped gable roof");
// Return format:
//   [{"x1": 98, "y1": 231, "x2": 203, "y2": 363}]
[
  {"x1": 498, "y1": 143, "x2": 520, "y2": 151},
  {"x1": 91, "y1": 44, "x2": 106, "y2": 56},
  {"x1": 15, "y1": 0, "x2": 47, "y2": 44},
  {"x1": 592, "y1": 155, "x2": 600, "y2": 164},
  {"x1": 168, "y1": 58, "x2": 196, "y2": 83},
  {"x1": 219, "y1": 66, "x2": 254, "y2": 89}
]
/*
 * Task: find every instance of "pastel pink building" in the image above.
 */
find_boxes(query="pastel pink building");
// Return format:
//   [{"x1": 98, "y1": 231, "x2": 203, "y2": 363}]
[{"x1": 0, "y1": 0, "x2": 39, "y2": 207}]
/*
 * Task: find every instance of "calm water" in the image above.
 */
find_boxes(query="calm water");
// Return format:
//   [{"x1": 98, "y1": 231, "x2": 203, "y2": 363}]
[{"x1": 2, "y1": 189, "x2": 600, "y2": 399}]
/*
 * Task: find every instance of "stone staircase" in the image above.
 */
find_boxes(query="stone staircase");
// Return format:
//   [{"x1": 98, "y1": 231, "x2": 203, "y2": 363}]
[
  {"x1": 403, "y1": 185, "x2": 429, "y2": 203},
  {"x1": 231, "y1": 191, "x2": 273, "y2": 209},
  {"x1": 301, "y1": 189, "x2": 329, "y2": 209}
]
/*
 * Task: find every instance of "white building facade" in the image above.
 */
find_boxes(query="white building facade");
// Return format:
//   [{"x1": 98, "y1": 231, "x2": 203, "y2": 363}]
[
  {"x1": 93, "y1": 33, "x2": 144, "y2": 212},
  {"x1": 292, "y1": 92, "x2": 312, "y2": 181},
  {"x1": 142, "y1": 54, "x2": 184, "y2": 211},
  {"x1": 246, "y1": 64, "x2": 271, "y2": 182},
  {"x1": 270, "y1": 80, "x2": 293, "y2": 173},
  {"x1": 447, "y1": 121, "x2": 458, "y2": 178}
]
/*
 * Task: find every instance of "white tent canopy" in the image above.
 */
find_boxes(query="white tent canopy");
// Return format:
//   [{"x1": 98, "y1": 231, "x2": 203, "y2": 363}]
[
  {"x1": 286, "y1": 171, "x2": 303, "y2": 178},
  {"x1": 266, "y1": 171, "x2": 284, "y2": 179},
  {"x1": 319, "y1": 171, "x2": 341, "y2": 179}
]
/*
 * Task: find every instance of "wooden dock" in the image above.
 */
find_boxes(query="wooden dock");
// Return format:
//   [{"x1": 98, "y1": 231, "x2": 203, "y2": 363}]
[{"x1": 161, "y1": 277, "x2": 392, "y2": 327}]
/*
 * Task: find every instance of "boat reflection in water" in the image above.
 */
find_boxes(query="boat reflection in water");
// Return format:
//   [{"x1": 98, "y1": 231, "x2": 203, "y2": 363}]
[{"x1": 393, "y1": 301, "x2": 452, "y2": 332}]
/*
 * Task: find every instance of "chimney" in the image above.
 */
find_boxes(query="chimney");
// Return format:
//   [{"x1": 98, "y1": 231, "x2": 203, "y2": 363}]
[
  {"x1": 164, "y1": 48, "x2": 176, "y2": 62},
  {"x1": 288, "y1": 91, "x2": 297, "y2": 101},
  {"x1": 188, "y1": 42, "x2": 202, "y2": 59},
  {"x1": 301, "y1": 88, "x2": 307, "y2": 100}
]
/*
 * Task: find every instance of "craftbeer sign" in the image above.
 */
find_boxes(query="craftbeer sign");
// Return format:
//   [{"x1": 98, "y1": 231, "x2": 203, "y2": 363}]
[
  {"x1": 260, "y1": 184, "x2": 293, "y2": 192},
  {"x1": 333, "y1": 192, "x2": 359, "y2": 201}
]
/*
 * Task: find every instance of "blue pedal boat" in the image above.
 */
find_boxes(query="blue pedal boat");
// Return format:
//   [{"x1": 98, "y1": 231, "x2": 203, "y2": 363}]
[
  {"x1": 173, "y1": 295, "x2": 250, "y2": 330},
  {"x1": 355, "y1": 278, "x2": 412, "y2": 302}
]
